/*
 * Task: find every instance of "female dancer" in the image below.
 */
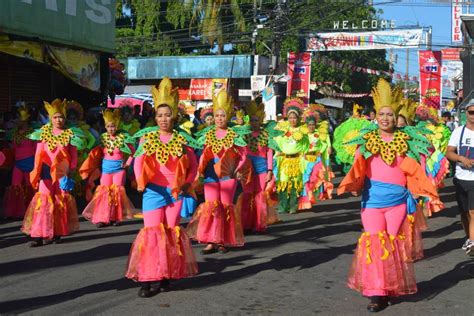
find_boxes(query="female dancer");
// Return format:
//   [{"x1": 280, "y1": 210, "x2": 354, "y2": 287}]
[
  {"x1": 22, "y1": 99, "x2": 86, "y2": 246},
  {"x1": 273, "y1": 98, "x2": 309, "y2": 213},
  {"x1": 80, "y1": 109, "x2": 135, "y2": 227},
  {"x1": 125, "y1": 78, "x2": 198, "y2": 298},
  {"x1": 4, "y1": 106, "x2": 36, "y2": 219},
  {"x1": 187, "y1": 90, "x2": 250, "y2": 254},
  {"x1": 236, "y1": 101, "x2": 280, "y2": 233},
  {"x1": 299, "y1": 104, "x2": 334, "y2": 210},
  {"x1": 337, "y1": 79, "x2": 442, "y2": 312}
]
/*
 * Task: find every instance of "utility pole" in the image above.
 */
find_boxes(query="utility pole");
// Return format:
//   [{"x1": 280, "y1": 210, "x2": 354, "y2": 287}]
[
  {"x1": 252, "y1": 0, "x2": 257, "y2": 55},
  {"x1": 405, "y1": 48, "x2": 409, "y2": 97},
  {"x1": 271, "y1": 0, "x2": 285, "y2": 71}
]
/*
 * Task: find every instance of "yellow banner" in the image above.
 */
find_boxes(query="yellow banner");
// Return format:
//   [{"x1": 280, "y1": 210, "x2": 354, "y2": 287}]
[{"x1": 0, "y1": 35, "x2": 44, "y2": 63}]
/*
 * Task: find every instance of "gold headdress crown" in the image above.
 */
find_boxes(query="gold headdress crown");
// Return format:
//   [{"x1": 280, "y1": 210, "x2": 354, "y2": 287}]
[
  {"x1": 103, "y1": 108, "x2": 121, "y2": 126},
  {"x1": 398, "y1": 98, "x2": 416, "y2": 125},
  {"x1": 151, "y1": 77, "x2": 179, "y2": 118},
  {"x1": 18, "y1": 105, "x2": 30, "y2": 121},
  {"x1": 246, "y1": 101, "x2": 265, "y2": 122},
  {"x1": 372, "y1": 78, "x2": 403, "y2": 115},
  {"x1": 213, "y1": 90, "x2": 233, "y2": 118},
  {"x1": 44, "y1": 98, "x2": 67, "y2": 118}
]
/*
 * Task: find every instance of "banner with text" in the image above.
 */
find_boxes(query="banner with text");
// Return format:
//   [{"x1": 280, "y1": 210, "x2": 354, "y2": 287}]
[
  {"x1": 441, "y1": 48, "x2": 462, "y2": 99},
  {"x1": 452, "y1": 0, "x2": 463, "y2": 43},
  {"x1": 419, "y1": 50, "x2": 442, "y2": 109},
  {"x1": 286, "y1": 52, "x2": 311, "y2": 100},
  {"x1": 306, "y1": 28, "x2": 424, "y2": 51}
]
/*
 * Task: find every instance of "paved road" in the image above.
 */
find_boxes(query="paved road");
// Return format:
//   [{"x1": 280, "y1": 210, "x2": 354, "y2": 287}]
[{"x1": 1, "y1": 178, "x2": 473, "y2": 315}]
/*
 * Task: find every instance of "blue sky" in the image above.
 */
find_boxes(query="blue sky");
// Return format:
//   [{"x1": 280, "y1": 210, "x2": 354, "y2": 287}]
[{"x1": 374, "y1": 1, "x2": 459, "y2": 78}]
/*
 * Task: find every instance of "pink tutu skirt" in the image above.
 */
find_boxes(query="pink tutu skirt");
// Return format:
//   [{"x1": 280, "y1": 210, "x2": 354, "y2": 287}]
[
  {"x1": 22, "y1": 191, "x2": 79, "y2": 239},
  {"x1": 186, "y1": 201, "x2": 244, "y2": 246},
  {"x1": 237, "y1": 191, "x2": 279, "y2": 232},
  {"x1": 348, "y1": 231, "x2": 417, "y2": 297},
  {"x1": 125, "y1": 224, "x2": 198, "y2": 282},
  {"x1": 82, "y1": 184, "x2": 134, "y2": 224},
  {"x1": 3, "y1": 184, "x2": 34, "y2": 219},
  {"x1": 400, "y1": 207, "x2": 428, "y2": 262}
]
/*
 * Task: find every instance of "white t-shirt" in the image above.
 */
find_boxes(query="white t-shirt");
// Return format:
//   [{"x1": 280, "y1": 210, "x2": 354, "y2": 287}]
[{"x1": 448, "y1": 125, "x2": 474, "y2": 181}]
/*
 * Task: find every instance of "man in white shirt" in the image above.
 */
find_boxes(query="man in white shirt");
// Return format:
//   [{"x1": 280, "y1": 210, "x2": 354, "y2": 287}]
[{"x1": 446, "y1": 102, "x2": 474, "y2": 256}]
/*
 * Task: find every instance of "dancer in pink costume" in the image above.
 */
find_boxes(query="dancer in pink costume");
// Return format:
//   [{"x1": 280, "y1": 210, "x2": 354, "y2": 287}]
[
  {"x1": 187, "y1": 90, "x2": 251, "y2": 254},
  {"x1": 236, "y1": 101, "x2": 280, "y2": 233},
  {"x1": 125, "y1": 78, "x2": 198, "y2": 298},
  {"x1": 4, "y1": 106, "x2": 37, "y2": 219},
  {"x1": 80, "y1": 109, "x2": 135, "y2": 228},
  {"x1": 22, "y1": 99, "x2": 86, "y2": 247},
  {"x1": 337, "y1": 79, "x2": 443, "y2": 312}
]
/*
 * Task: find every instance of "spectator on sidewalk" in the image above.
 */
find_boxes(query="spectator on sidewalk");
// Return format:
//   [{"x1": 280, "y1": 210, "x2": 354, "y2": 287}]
[{"x1": 446, "y1": 102, "x2": 474, "y2": 256}]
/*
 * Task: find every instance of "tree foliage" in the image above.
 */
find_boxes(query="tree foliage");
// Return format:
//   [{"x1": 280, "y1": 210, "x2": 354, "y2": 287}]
[{"x1": 115, "y1": 0, "x2": 391, "y2": 97}]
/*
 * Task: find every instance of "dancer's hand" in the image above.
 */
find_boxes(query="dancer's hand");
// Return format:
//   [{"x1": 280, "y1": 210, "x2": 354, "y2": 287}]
[
  {"x1": 235, "y1": 172, "x2": 243, "y2": 181},
  {"x1": 351, "y1": 190, "x2": 361, "y2": 197},
  {"x1": 265, "y1": 170, "x2": 273, "y2": 183},
  {"x1": 181, "y1": 183, "x2": 191, "y2": 194}
]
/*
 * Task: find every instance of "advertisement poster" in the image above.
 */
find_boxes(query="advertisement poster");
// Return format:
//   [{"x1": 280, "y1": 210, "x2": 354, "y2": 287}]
[
  {"x1": 419, "y1": 50, "x2": 442, "y2": 109},
  {"x1": 441, "y1": 48, "x2": 462, "y2": 100},
  {"x1": 189, "y1": 79, "x2": 213, "y2": 100},
  {"x1": 286, "y1": 52, "x2": 311, "y2": 100}
]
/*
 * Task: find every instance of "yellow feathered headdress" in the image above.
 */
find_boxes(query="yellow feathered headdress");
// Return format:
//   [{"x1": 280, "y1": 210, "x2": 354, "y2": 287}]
[
  {"x1": 18, "y1": 105, "x2": 30, "y2": 121},
  {"x1": 398, "y1": 98, "x2": 417, "y2": 125},
  {"x1": 235, "y1": 109, "x2": 245, "y2": 119},
  {"x1": 44, "y1": 98, "x2": 67, "y2": 118},
  {"x1": 102, "y1": 108, "x2": 121, "y2": 127},
  {"x1": 246, "y1": 101, "x2": 265, "y2": 122},
  {"x1": 372, "y1": 78, "x2": 403, "y2": 115},
  {"x1": 213, "y1": 90, "x2": 233, "y2": 119},
  {"x1": 352, "y1": 103, "x2": 363, "y2": 117},
  {"x1": 151, "y1": 77, "x2": 179, "y2": 118}
]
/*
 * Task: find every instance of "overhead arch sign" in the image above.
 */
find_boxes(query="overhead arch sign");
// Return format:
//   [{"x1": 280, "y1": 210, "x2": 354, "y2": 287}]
[{"x1": 306, "y1": 28, "x2": 425, "y2": 51}]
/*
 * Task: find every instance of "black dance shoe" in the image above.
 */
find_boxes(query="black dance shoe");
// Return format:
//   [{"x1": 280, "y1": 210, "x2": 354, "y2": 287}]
[
  {"x1": 138, "y1": 282, "x2": 159, "y2": 298},
  {"x1": 367, "y1": 296, "x2": 389, "y2": 313}
]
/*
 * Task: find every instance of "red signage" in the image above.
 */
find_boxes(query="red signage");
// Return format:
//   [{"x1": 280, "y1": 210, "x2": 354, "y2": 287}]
[
  {"x1": 441, "y1": 48, "x2": 461, "y2": 61},
  {"x1": 419, "y1": 50, "x2": 442, "y2": 109},
  {"x1": 189, "y1": 79, "x2": 213, "y2": 100},
  {"x1": 286, "y1": 52, "x2": 311, "y2": 101}
]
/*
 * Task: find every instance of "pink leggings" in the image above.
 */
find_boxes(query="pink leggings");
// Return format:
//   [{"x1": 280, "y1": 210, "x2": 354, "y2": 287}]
[
  {"x1": 361, "y1": 204, "x2": 407, "y2": 236},
  {"x1": 143, "y1": 200, "x2": 183, "y2": 228},
  {"x1": 12, "y1": 167, "x2": 30, "y2": 186},
  {"x1": 100, "y1": 170, "x2": 126, "y2": 186},
  {"x1": 204, "y1": 179, "x2": 237, "y2": 204}
]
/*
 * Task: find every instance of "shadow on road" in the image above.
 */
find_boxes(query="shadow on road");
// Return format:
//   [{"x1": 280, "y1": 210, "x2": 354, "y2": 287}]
[
  {"x1": 177, "y1": 243, "x2": 355, "y2": 291},
  {"x1": 0, "y1": 243, "x2": 131, "y2": 277},
  {"x1": 405, "y1": 260, "x2": 474, "y2": 302},
  {"x1": 0, "y1": 277, "x2": 133, "y2": 314}
]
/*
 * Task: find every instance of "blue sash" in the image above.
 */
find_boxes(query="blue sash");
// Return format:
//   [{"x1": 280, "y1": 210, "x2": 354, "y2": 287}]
[
  {"x1": 142, "y1": 183, "x2": 181, "y2": 212},
  {"x1": 204, "y1": 158, "x2": 231, "y2": 183},
  {"x1": 15, "y1": 156, "x2": 34, "y2": 172},
  {"x1": 180, "y1": 194, "x2": 197, "y2": 218},
  {"x1": 41, "y1": 164, "x2": 52, "y2": 180},
  {"x1": 102, "y1": 159, "x2": 123, "y2": 174},
  {"x1": 40, "y1": 164, "x2": 74, "y2": 191},
  {"x1": 361, "y1": 179, "x2": 417, "y2": 214},
  {"x1": 248, "y1": 155, "x2": 267, "y2": 175}
]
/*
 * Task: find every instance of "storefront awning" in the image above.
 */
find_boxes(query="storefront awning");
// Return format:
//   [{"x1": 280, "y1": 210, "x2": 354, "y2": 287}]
[
  {"x1": 127, "y1": 55, "x2": 254, "y2": 80},
  {"x1": 0, "y1": 1, "x2": 115, "y2": 53}
]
